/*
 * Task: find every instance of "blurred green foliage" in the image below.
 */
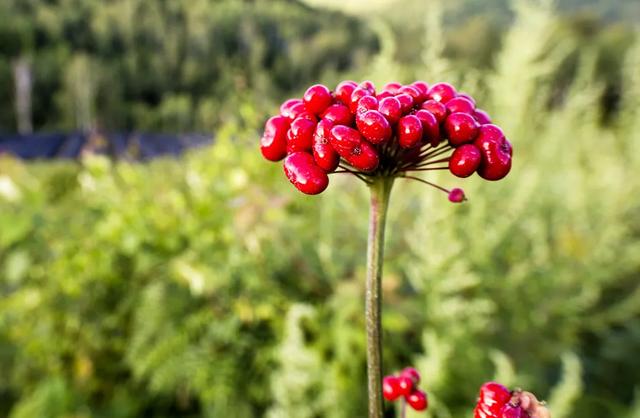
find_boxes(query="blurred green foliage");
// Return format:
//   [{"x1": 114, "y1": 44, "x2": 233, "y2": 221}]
[{"x1": 1, "y1": 0, "x2": 640, "y2": 417}]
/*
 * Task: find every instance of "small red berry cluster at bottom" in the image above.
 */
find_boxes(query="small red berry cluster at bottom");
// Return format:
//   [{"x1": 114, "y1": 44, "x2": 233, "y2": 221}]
[
  {"x1": 382, "y1": 367, "x2": 428, "y2": 412},
  {"x1": 475, "y1": 381, "x2": 548, "y2": 418}
]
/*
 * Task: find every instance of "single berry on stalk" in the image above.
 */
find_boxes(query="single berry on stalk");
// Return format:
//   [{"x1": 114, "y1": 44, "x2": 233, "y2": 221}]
[
  {"x1": 449, "y1": 144, "x2": 482, "y2": 178},
  {"x1": 407, "y1": 390, "x2": 429, "y2": 411}
]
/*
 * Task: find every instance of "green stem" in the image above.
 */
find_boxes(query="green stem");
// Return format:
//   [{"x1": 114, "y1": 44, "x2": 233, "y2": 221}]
[{"x1": 365, "y1": 176, "x2": 394, "y2": 418}]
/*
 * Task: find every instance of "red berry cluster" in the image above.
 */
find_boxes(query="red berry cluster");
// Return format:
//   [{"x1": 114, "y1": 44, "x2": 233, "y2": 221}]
[
  {"x1": 475, "y1": 382, "x2": 544, "y2": 418},
  {"x1": 260, "y1": 81, "x2": 513, "y2": 198},
  {"x1": 382, "y1": 367, "x2": 428, "y2": 412}
]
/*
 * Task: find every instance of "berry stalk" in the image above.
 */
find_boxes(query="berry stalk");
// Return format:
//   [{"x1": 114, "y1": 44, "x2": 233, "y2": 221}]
[{"x1": 365, "y1": 176, "x2": 394, "y2": 418}]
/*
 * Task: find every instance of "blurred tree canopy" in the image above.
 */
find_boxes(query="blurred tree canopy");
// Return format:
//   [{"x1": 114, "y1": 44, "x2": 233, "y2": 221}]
[{"x1": 0, "y1": 0, "x2": 637, "y2": 133}]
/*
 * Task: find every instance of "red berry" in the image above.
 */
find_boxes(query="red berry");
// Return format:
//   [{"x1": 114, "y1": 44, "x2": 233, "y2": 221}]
[
  {"x1": 478, "y1": 382, "x2": 512, "y2": 414},
  {"x1": 312, "y1": 119, "x2": 340, "y2": 172},
  {"x1": 420, "y1": 99, "x2": 447, "y2": 123},
  {"x1": 356, "y1": 95, "x2": 379, "y2": 116},
  {"x1": 329, "y1": 125, "x2": 361, "y2": 155},
  {"x1": 414, "y1": 109, "x2": 440, "y2": 145},
  {"x1": 406, "y1": 390, "x2": 429, "y2": 411},
  {"x1": 281, "y1": 99, "x2": 307, "y2": 122},
  {"x1": 398, "y1": 85, "x2": 422, "y2": 103},
  {"x1": 474, "y1": 125, "x2": 512, "y2": 181},
  {"x1": 356, "y1": 110, "x2": 391, "y2": 144},
  {"x1": 449, "y1": 144, "x2": 481, "y2": 178},
  {"x1": 260, "y1": 116, "x2": 290, "y2": 161},
  {"x1": 444, "y1": 112, "x2": 480, "y2": 145},
  {"x1": 283, "y1": 152, "x2": 329, "y2": 195},
  {"x1": 448, "y1": 187, "x2": 466, "y2": 203},
  {"x1": 376, "y1": 90, "x2": 393, "y2": 100},
  {"x1": 349, "y1": 87, "x2": 373, "y2": 114},
  {"x1": 395, "y1": 93, "x2": 414, "y2": 113},
  {"x1": 335, "y1": 80, "x2": 357, "y2": 105},
  {"x1": 329, "y1": 125, "x2": 379, "y2": 171},
  {"x1": 397, "y1": 376, "x2": 414, "y2": 396},
  {"x1": 287, "y1": 117, "x2": 317, "y2": 153},
  {"x1": 400, "y1": 367, "x2": 421, "y2": 385},
  {"x1": 428, "y1": 82, "x2": 457, "y2": 103},
  {"x1": 322, "y1": 103, "x2": 354, "y2": 126},
  {"x1": 446, "y1": 97, "x2": 475, "y2": 114},
  {"x1": 348, "y1": 141, "x2": 379, "y2": 172},
  {"x1": 474, "y1": 108, "x2": 492, "y2": 124},
  {"x1": 411, "y1": 81, "x2": 430, "y2": 100},
  {"x1": 303, "y1": 84, "x2": 333, "y2": 115},
  {"x1": 296, "y1": 111, "x2": 318, "y2": 122},
  {"x1": 359, "y1": 80, "x2": 376, "y2": 94},
  {"x1": 398, "y1": 115, "x2": 423, "y2": 148},
  {"x1": 457, "y1": 92, "x2": 476, "y2": 106},
  {"x1": 475, "y1": 404, "x2": 498, "y2": 418},
  {"x1": 382, "y1": 376, "x2": 402, "y2": 401},
  {"x1": 382, "y1": 81, "x2": 402, "y2": 94},
  {"x1": 378, "y1": 96, "x2": 402, "y2": 124}
]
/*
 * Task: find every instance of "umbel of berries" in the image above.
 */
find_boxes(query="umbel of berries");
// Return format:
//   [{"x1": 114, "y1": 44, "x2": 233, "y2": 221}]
[
  {"x1": 259, "y1": 81, "x2": 514, "y2": 418},
  {"x1": 383, "y1": 367, "x2": 428, "y2": 415},
  {"x1": 475, "y1": 382, "x2": 551, "y2": 418}
]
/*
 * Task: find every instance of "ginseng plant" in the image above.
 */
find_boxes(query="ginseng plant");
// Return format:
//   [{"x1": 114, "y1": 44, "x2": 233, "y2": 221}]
[{"x1": 260, "y1": 80, "x2": 516, "y2": 418}]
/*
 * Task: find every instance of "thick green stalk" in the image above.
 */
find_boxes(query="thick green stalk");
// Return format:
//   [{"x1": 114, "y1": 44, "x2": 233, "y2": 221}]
[{"x1": 366, "y1": 176, "x2": 394, "y2": 418}]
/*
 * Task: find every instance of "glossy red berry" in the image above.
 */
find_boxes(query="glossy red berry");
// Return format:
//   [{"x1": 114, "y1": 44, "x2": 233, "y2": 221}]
[
  {"x1": 382, "y1": 81, "x2": 402, "y2": 94},
  {"x1": 329, "y1": 125, "x2": 361, "y2": 155},
  {"x1": 420, "y1": 99, "x2": 448, "y2": 123},
  {"x1": 400, "y1": 367, "x2": 421, "y2": 384},
  {"x1": 395, "y1": 93, "x2": 414, "y2": 113},
  {"x1": 474, "y1": 124, "x2": 512, "y2": 181},
  {"x1": 448, "y1": 188, "x2": 466, "y2": 203},
  {"x1": 457, "y1": 92, "x2": 476, "y2": 105},
  {"x1": 321, "y1": 103, "x2": 354, "y2": 126},
  {"x1": 287, "y1": 117, "x2": 317, "y2": 153},
  {"x1": 356, "y1": 110, "x2": 392, "y2": 144},
  {"x1": 411, "y1": 81, "x2": 430, "y2": 100},
  {"x1": 312, "y1": 119, "x2": 340, "y2": 172},
  {"x1": 378, "y1": 96, "x2": 402, "y2": 124},
  {"x1": 446, "y1": 96, "x2": 475, "y2": 114},
  {"x1": 449, "y1": 144, "x2": 482, "y2": 178},
  {"x1": 445, "y1": 112, "x2": 480, "y2": 146},
  {"x1": 478, "y1": 382, "x2": 512, "y2": 414},
  {"x1": 474, "y1": 108, "x2": 492, "y2": 124},
  {"x1": 329, "y1": 125, "x2": 379, "y2": 171},
  {"x1": 376, "y1": 90, "x2": 393, "y2": 100},
  {"x1": 280, "y1": 99, "x2": 307, "y2": 122},
  {"x1": 358, "y1": 80, "x2": 376, "y2": 94},
  {"x1": 382, "y1": 376, "x2": 402, "y2": 401},
  {"x1": 356, "y1": 95, "x2": 379, "y2": 116},
  {"x1": 414, "y1": 109, "x2": 440, "y2": 145},
  {"x1": 398, "y1": 115, "x2": 423, "y2": 148},
  {"x1": 349, "y1": 87, "x2": 373, "y2": 114},
  {"x1": 397, "y1": 375, "x2": 414, "y2": 396},
  {"x1": 335, "y1": 80, "x2": 357, "y2": 105},
  {"x1": 428, "y1": 82, "x2": 457, "y2": 103},
  {"x1": 398, "y1": 85, "x2": 422, "y2": 103},
  {"x1": 283, "y1": 152, "x2": 329, "y2": 195},
  {"x1": 260, "y1": 115, "x2": 290, "y2": 161},
  {"x1": 406, "y1": 390, "x2": 429, "y2": 411},
  {"x1": 346, "y1": 140, "x2": 379, "y2": 172},
  {"x1": 303, "y1": 84, "x2": 333, "y2": 115}
]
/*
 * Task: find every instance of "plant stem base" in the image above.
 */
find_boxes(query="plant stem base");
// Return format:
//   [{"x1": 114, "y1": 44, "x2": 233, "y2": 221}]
[{"x1": 366, "y1": 176, "x2": 394, "y2": 418}]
